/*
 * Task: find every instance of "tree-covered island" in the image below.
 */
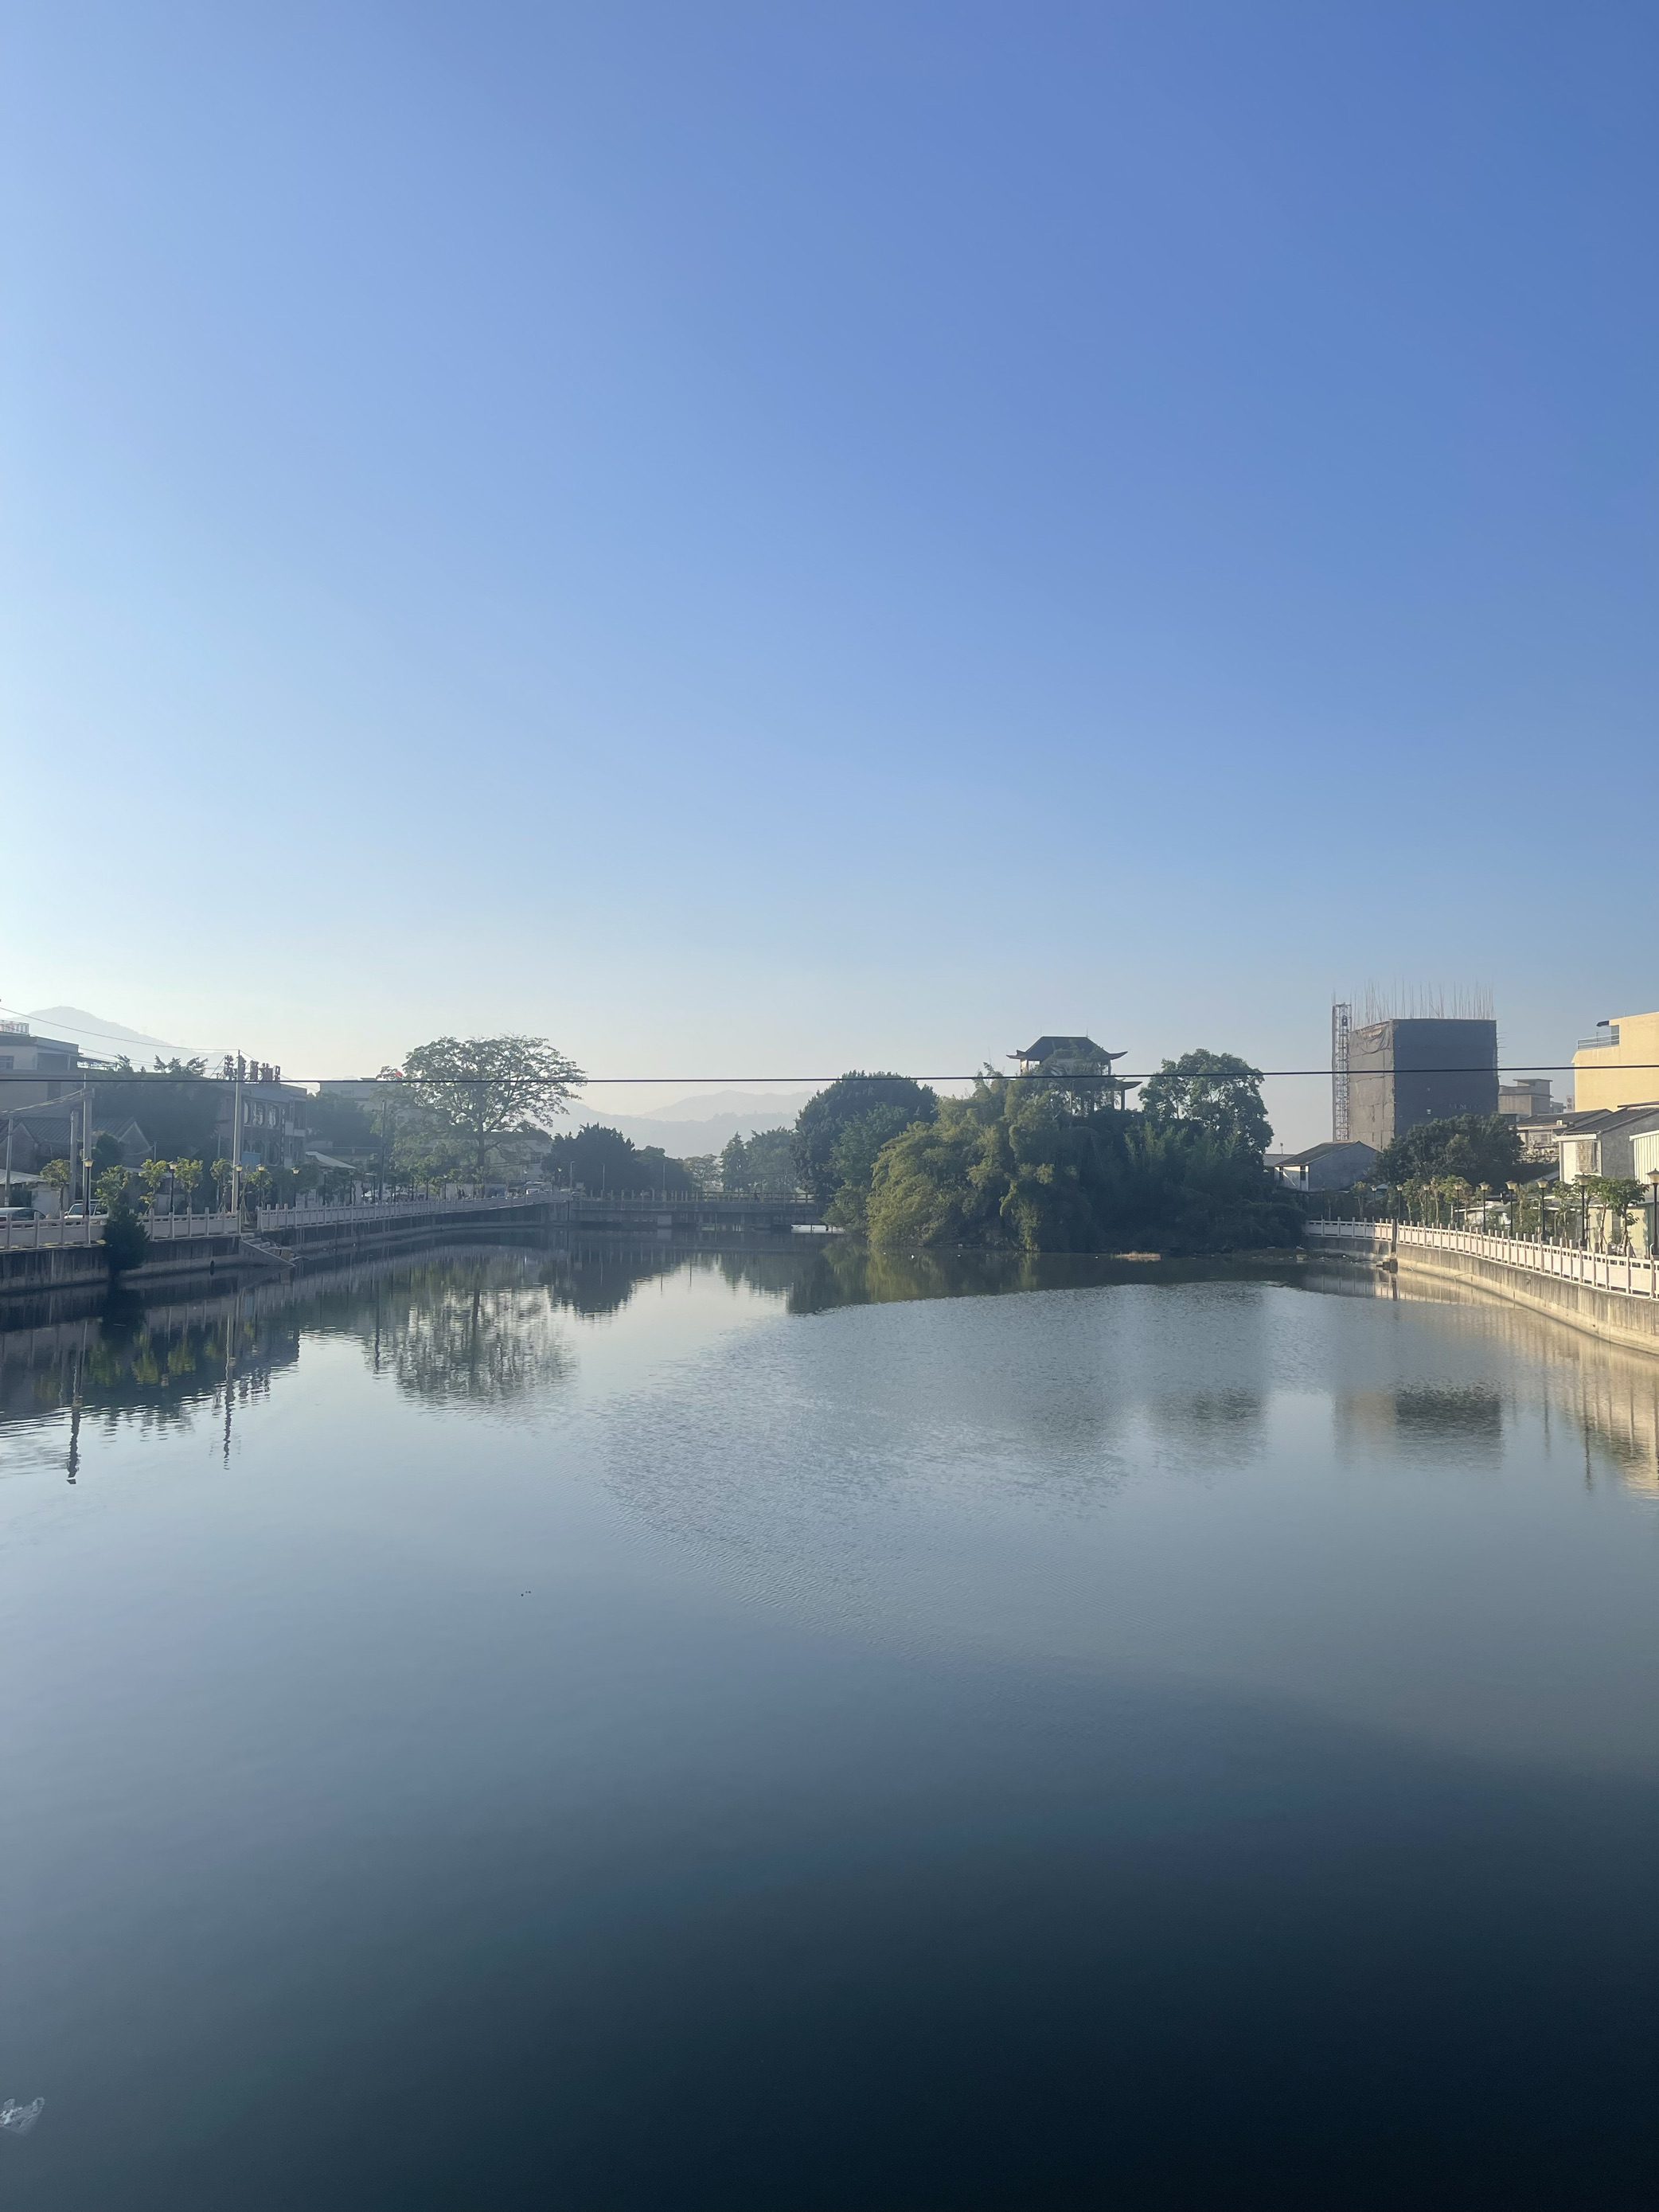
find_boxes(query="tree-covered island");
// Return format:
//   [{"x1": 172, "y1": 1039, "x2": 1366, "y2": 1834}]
[{"x1": 802, "y1": 1044, "x2": 1300, "y2": 1255}]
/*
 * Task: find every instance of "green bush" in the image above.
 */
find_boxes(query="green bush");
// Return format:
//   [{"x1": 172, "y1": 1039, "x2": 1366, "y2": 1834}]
[{"x1": 103, "y1": 1204, "x2": 150, "y2": 1275}]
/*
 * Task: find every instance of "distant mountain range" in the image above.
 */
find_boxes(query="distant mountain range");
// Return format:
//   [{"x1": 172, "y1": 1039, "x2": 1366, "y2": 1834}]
[
  {"x1": 571, "y1": 1090, "x2": 814, "y2": 1159},
  {"x1": 26, "y1": 1005, "x2": 209, "y2": 1063}
]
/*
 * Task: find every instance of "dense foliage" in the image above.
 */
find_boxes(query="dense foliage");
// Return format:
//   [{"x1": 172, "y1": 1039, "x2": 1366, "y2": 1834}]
[
  {"x1": 305, "y1": 1088, "x2": 377, "y2": 1159},
  {"x1": 403, "y1": 1035, "x2": 584, "y2": 1176},
  {"x1": 1372, "y1": 1113, "x2": 1527, "y2": 1190},
  {"x1": 861, "y1": 1072, "x2": 1299, "y2": 1254},
  {"x1": 543, "y1": 1123, "x2": 697, "y2": 1194},
  {"x1": 1140, "y1": 1049, "x2": 1273, "y2": 1154},
  {"x1": 720, "y1": 1127, "x2": 798, "y2": 1197},
  {"x1": 84, "y1": 1070, "x2": 221, "y2": 1163},
  {"x1": 101, "y1": 1186, "x2": 150, "y2": 1273},
  {"x1": 793, "y1": 1073, "x2": 938, "y2": 1211}
]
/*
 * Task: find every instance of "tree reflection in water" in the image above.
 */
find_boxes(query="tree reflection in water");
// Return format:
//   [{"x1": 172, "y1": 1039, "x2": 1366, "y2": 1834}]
[
  {"x1": 5, "y1": 1239, "x2": 1655, "y2": 1498},
  {"x1": 344, "y1": 1259, "x2": 573, "y2": 1411}
]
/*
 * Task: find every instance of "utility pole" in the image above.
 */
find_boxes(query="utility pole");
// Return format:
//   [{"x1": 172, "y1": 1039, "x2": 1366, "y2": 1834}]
[{"x1": 231, "y1": 1058, "x2": 244, "y2": 1217}]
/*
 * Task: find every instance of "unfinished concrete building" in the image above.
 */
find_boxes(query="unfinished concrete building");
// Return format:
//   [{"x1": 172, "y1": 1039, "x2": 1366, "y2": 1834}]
[{"x1": 1345, "y1": 1018, "x2": 1498, "y2": 1151}]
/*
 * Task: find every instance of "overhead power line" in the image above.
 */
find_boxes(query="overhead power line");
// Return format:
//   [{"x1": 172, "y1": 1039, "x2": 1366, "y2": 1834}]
[{"x1": 3, "y1": 1064, "x2": 1652, "y2": 1088}]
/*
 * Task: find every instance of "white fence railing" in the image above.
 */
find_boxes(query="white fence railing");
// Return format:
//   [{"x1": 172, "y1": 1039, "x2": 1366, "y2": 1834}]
[
  {"x1": 140, "y1": 1212, "x2": 243, "y2": 1242},
  {"x1": 2, "y1": 1211, "x2": 107, "y2": 1250},
  {"x1": 2, "y1": 1209, "x2": 240, "y2": 1251},
  {"x1": 1306, "y1": 1219, "x2": 1658, "y2": 1300},
  {"x1": 255, "y1": 1193, "x2": 555, "y2": 1233}
]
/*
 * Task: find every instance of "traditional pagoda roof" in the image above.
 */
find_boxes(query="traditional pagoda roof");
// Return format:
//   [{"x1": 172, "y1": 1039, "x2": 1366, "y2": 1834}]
[{"x1": 1013, "y1": 1036, "x2": 1126, "y2": 1066}]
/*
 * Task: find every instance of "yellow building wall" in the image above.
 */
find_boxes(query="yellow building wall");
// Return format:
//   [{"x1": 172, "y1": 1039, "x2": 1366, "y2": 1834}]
[{"x1": 1572, "y1": 1009, "x2": 1659, "y2": 1112}]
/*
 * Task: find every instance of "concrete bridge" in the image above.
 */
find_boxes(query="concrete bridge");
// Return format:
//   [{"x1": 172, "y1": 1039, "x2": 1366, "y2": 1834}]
[
  {"x1": 252, "y1": 1189, "x2": 825, "y2": 1248},
  {"x1": 557, "y1": 1192, "x2": 822, "y2": 1234}
]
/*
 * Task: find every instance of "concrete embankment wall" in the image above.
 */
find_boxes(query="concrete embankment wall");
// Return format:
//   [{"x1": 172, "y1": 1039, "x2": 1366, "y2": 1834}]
[
  {"x1": 0, "y1": 1236, "x2": 246, "y2": 1300},
  {"x1": 1314, "y1": 1237, "x2": 1659, "y2": 1358},
  {"x1": 0, "y1": 1245, "x2": 115, "y2": 1297},
  {"x1": 277, "y1": 1207, "x2": 556, "y2": 1258}
]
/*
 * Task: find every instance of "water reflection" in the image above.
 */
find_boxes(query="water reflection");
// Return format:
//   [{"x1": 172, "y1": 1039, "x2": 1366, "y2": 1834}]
[
  {"x1": 334, "y1": 1261, "x2": 572, "y2": 1412},
  {"x1": 8, "y1": 1256, "x2": 1659, "y2": 2210},
  {"x1": 1315, "y1": 1260, "x2": 1659, "y2": 1496},
  {"x1": 776, "y1": 1241, "x2": 1308, "y2": 1315},
  {"x1": 4, "y1": 1238, "x2": 1657, "y2": 1503},
  {"x1": 1, "y1": 1293, "x2": 299, "y2": 1470}
]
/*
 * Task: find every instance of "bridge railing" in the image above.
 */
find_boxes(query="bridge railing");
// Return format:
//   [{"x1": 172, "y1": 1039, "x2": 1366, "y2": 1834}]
[
  {"x1": 1306, "y1": 1218, "x2": 1658, "y2": 1299},
  {"x1": 255, "y1": 1194, "x2": 557, "y2": 1233}
]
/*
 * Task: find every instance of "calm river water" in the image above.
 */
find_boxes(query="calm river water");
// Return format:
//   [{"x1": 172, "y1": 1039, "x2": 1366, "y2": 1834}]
[{"x1": 2, "y1": 1243, "x2": 1657, "y2": 2209}]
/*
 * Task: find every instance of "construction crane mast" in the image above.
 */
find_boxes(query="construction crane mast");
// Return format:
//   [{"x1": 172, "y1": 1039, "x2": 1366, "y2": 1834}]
[{"x1": 1331, "y1": 1001, "x2": 1351, "y2": 1143}]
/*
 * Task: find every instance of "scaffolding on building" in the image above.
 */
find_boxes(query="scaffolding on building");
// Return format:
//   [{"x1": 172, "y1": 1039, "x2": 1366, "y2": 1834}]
[{"x1": 1331, "y1": 1001, "x2": 1351, "y2": 1143}]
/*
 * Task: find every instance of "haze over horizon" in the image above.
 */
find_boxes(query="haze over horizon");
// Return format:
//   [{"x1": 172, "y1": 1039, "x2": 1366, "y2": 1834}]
[{"x1": 4, "y1": 3, "x2": 1652, "y2": 1151}]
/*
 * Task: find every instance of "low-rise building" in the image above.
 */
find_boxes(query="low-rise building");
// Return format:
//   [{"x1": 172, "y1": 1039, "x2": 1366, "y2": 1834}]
[
  {"x1": 1267, "y1": 1140, "x2": 1379, "y2": 1193},
  {"x1": 1554, "y1": 1105, "x2": 1659, "y2": 1183},
  {"x1": 213, "y1": 1061, "x2": 310, "y2": 1171},
  {"x1": 0, "y1": 1022, "x2": 83, "y2": 1108},
  {"x1": 1571, "y1": 1010, "x2": 1659, "y2": 1113},
  {"x1": 1499, "y1": 1078, "x2": 1554, "y2": 1120},
  {"x1": 2, "y1": 1107, "x2": 154, "y2": 1178}
]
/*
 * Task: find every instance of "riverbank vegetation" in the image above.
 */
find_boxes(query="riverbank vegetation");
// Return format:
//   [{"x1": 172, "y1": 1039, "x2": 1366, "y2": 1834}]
[{"x1": 1372, "y1": 1112, "x2": 1527, "y2": 1190}]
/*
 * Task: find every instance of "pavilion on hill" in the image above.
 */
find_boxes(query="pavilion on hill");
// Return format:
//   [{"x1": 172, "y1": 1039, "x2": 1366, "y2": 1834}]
[{"x1": 1011, "y1": 1036, "x2": 1136, "y2": 1109}]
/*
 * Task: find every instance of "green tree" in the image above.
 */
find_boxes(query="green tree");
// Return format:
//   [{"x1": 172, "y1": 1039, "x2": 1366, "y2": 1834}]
[
  {"x1": 1373, "y1": 1113, "x2": 1524, "y2": 1190},
  {"x1": 1140, "y1": 1050, "x2": 1272, "y2": 1155},
  {"x1": 173, "y1": 1158, "x2": 205, "y2": 1213},
  {"x1": 139, "y1": 1157, "x2": 172, "y2": 1212},
  {"x1": 39, "y1": 1158, "x2": 72, "y2": 1211},
  {"x1": 544, "y1": 1123, "x2": 695, "y2": 1194},
  {"x1": 720, "y1": 1131, "x2": 748, "y2": 1194},
  {"x1": 100, "y1": 1194, "x2": 148, "y2": 1283},
  {"x1": 720, "y1": 1127, "x2": 798, "y2": 1198},
  {"x1": 90, "y1": 1130, "x2": 127, "y2": 1177},
  {"x1": 304, "y1": 1087, "x2": 377, "y2": 1159},
  {"x1": 210, "y1": 1158, "x2": 236, "y2": 1210},
  {"x1": 94, "y1": 1166, "x2": 131, "y2": 1213},
  {"x1": 85, "y1": 1065, "x2": 218, "y2": 1163},
  {"x1": 823, "y1": 1106, "x2": 917, "y2": 1228},
  {"x1": 794, "y1": 1074, "x2": 938, "y2": 1210},
  {"x1": 1579, "y1": 1174, "x2": 1645, "y2": 1253},
  {"x1": 403, "y1": 1035, "x2": 584, "y2": 1178}
]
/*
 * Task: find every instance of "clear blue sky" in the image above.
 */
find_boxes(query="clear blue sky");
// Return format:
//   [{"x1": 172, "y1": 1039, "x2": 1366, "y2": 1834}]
[{"x1": 3, "y1": 2, "x2": 1653, "y2": 1144}]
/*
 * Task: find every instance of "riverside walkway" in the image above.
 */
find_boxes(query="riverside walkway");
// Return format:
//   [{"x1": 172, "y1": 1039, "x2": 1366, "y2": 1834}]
[
  {"x1": 1305, "y1": 1218, "x2": 1657, "y2": 1299},
  {"x1": 1305, "y1": 1217, "x2": 1658, "y2": 1356}
]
